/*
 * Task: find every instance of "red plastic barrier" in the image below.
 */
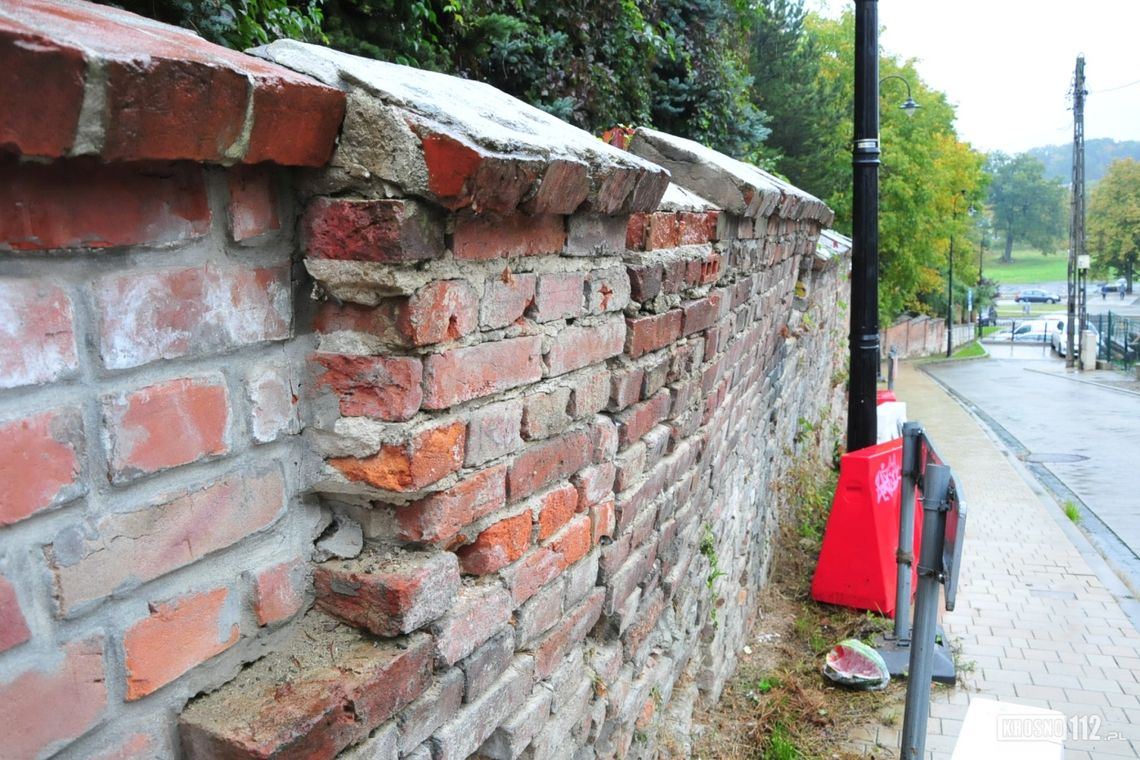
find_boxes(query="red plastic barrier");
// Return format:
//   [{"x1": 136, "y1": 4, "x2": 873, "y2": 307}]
[
  {"x1": 876, "y1": 389, "x2": 897, "y2": 405},
  {"x1": 810, "y1": 437, "x2": 920, "y2": 618}
]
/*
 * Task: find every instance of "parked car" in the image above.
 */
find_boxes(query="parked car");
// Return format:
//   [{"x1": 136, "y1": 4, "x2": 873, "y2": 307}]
[
  {"x1": 1014, "y1": 288, "x2": 1061, "y2": 304},
  {"x1": 1049, "y1": 315, "x2": 1101, "y2": 357},
  {"x1": 978, "y1": 305, "x2": 999, "y2": 327},
  {"x1": 993, "y1": 319, "x2": 1052, "y2": 343}
]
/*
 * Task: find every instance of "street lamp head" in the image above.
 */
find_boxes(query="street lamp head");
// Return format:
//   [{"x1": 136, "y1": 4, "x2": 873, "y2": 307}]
[{"x1": 900, "y1": 97, "x2": 919, "y2": 117}]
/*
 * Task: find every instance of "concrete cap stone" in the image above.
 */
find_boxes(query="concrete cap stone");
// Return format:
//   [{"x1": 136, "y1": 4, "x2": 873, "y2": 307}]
[
  {"x1": 627, "y1": 127, "x2": 833, "y2": 225},
  {"x1": 250, "y1": 40, "x2": 671, "y2": 215},
  {"x1": 657, "y1": 183, "x2": 717, "y2": 213}
]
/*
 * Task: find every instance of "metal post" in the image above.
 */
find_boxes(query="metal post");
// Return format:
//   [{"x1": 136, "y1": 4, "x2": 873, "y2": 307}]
[
  {"x1": 901, "y1": 463, "x2": 951, "y2": 760},
  {"x1": 892, "y1": 422, "x2": 922, "y2": 642},
  {"x1": 946, "y1": 235, "x2": 954, "y2": 357},
  {"x1": 847, "y1": 0, "x2": 880, "y2": 452},
  {"x1": 887, "y1": 345, "x2": 898, "y2": 391}
]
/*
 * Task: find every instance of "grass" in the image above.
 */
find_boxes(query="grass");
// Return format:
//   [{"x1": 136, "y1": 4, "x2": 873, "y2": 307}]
[
  {"x1": 951, "y1": 341, "x2": 986, "y2": 359},
  {"x1": 692, "y1": 454, "x2": 911, "y2": 760},
  {"x1": 1063, "y1": 500, "x2": 1082, "y2": 525},
  {"x1": 983, "y1": 245, "x2": 1068, "y2": 285}
]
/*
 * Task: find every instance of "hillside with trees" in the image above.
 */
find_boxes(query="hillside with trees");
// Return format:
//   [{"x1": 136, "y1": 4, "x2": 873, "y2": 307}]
[{"x1": 1027, "y1": 138, "x2": 1140, "y2": 186}]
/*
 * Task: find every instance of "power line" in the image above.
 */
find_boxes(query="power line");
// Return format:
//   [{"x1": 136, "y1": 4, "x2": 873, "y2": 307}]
[{"x1": 1089, "y1": 78, "x2": 1140, "y2": 94}]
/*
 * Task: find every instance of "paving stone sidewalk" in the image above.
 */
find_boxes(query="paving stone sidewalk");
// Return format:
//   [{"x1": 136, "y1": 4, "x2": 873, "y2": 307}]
[{"x1": 846, "y1": 361, "x2": 1140, "y2": 759}]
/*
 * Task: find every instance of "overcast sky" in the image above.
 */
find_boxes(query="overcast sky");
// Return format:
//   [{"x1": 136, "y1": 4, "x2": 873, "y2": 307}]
[{"x1": 811, "y1": 1, "x2": 1140, "y2": 154}]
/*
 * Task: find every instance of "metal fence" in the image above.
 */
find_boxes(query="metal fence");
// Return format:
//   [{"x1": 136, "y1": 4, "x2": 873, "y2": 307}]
[{"x1": 1088, "y1": 312, "x2": 1140, "y2": 368}]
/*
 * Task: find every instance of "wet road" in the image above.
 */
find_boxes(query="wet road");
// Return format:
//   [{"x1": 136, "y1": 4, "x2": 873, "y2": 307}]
[{"x1": 925, "y1": 345, "x2": 1140, "y2": 591}]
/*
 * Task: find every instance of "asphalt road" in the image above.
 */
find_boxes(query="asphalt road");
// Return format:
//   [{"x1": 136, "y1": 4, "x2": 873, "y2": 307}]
[{"x1": 924, "y1": 345, "x2": 1140, "y2": 595}]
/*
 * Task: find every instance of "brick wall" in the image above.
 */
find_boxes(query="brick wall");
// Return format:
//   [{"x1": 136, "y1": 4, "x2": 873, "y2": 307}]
[{"x1": 0, "y1": 6, "x2": 849, "y2": 759}]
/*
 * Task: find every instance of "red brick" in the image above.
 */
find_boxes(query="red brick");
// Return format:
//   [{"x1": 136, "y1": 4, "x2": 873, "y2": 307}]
[
  {"x1": 536, "y1": 482, "x2": 579, "y2": 541},
  {"x1": 227, "y1": 165, "x2": 280, "y2": 242},
  {"x1": 530, "y1": 272, "x2": 584, "y2": 322},
  {"x1": 503, "y1": 547, "x2": 562, "y2": 605},
  {"x1": 246, "y1": 362, "x2": 299, "y2": 444},
  {"x1": 625, "y1": 310, "x2": 682, "y2": 359},
  {"x1": 421, "y1": 132, "x2": 483, "y2": 204},
  {"x1": 591, "y1": 497, "x2": 616, "y2": 543},
  {"x1": 646, "y1": 213, "x2": 680, "y2": 249},
  {"x1": 253, "y1": 559, "x2": 306, "y2": 627},
  {"x1": 573, "y1": 463, "x2": 616, "y2": 509},
  {"x1": 422, "y1": 336, "x2": 543, "y2": 409},
  {"x1": 585, "y1": 266, "x2": 631, "y2": 315},
  {"x1": 0, "y1": 576, "x2": 30, "y2": 653},
  {"x1": 682, "y1": 291, "x2": 723, "y2": 336},
  {"x1": 465, "y1": 399, "x2": 524, "y2": 467},
  {"x1": 456, "y1": 510, "x2": 533, "y2": 575},
  {"x1": 544, "y1": 315, "x2": 626, "y2": 376},
  {"x1": 397, "y1": 464, "x2": 507, "y2": 546},
  {"x1": 698, "y1": 252, "x2": 722, "y2": 284},
  {"x1": 627, "y1": 262, "x2": 663, "y2": 302},
  {"x1": 244, "y1": 71, "x2": 345, "y2": 167},
  {"x1": 0, "y1": 159, "x2": 210, "y2": 251},
  {"x1": 568, "y1": 368, "x2": 610, "y2": 418},
  {"x1": 0, "y1": 638, "x2": 106, "y2": 758},
  {"x1": 124, "y1": 588, "x2": 239, "y2": 700},
  {"x1": 312, "y1": 353, "x2": 422, "y2": 422},
  {"x1": 508, "y1": 428, "x2": 593, "y2": 501},
  {"x1": 0, "y1": 408, "x2": 83, "y2": 526},
  {"x1": 609, "y1": 366, "x2": 646, "y2": 411},
  {"x1": 521, "y1": 387, "x2": 572, "y2": 441},
  {"x1": 663, "y1": 258, "x2": 688, "y2": 293},
  {"x1": 330, "y1": 421, "x2": 465, "y2": 493},
  {"x1": 531, "y1": 590, "x2": 604, "y2": 680},
  {"x1": 678, "y1": 211, "x2": 719, "y2": 244},
  {"x1": 589, "y1": 415, "x2": 619, "y2": 463},
  {"x1": 625, "y1": 214, "x2": 648, "y2": 251},
  {"x1": 301, "y1": 197, "x2": 444, "y2": 262},
  {"x1": 398, "y1": 280, "x2": 478, "y2": 345},
  {"x1": 315, "y1": 551, "x2": 459, "y2": 637},
  {"x1": 432, "y1": 585, "x2": 514, "y2": 665},
  {"x1": 88, "y1": 733, "x2": 157, "y2": 760},
  {"x1": 480, "y1": 272, "x2": 537, "y2": 329},
  {"x1": 0, "y1": 279, "x2": 78, "y2": 389},
  {"x1": 95, "y1": 264, "x2": 290, "y2": 370},
  {"x1": 526, "y1": 159, "x2": 590, "y2": 214},
  {"x1": 0, "y1": 19, "x2": 85, "y2": 157},
  {"x1": 179, "y1": 625, "x2": 432, "y2": 759},
  {"x1": 453, "y1": 211, "x2": 565, "y2": 261},
  {"x1": 615, "y1": 389, "x2": 671, "y2": 447},
  {"x1": 102, "y1": 376, "x2": 229, "y2": 482},
  {"x1": 48, "y1": 468, "x2": 285, "y2": 614},
  {"x1": 549, "y1": 514, "x2": 592, "y2": 569}
]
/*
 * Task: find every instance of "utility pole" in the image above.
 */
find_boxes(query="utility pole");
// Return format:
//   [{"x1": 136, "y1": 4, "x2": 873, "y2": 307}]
[
  {"x1": 1067, "y1": 56, "x2": 1086, "y2": 367},
  {"x1": 848, "y1": 0, "x2": 880, "y2": 451}
]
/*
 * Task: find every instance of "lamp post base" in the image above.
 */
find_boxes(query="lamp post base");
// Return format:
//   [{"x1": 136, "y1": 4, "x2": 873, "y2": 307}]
[{"x1": 873, "y1": 627, "x2": 957, "y2": 685}]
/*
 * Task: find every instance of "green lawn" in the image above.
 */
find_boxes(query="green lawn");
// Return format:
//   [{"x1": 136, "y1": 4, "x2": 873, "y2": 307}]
[{"x1": 981, "y1": 245, "x2": 1068, "y2": 285}]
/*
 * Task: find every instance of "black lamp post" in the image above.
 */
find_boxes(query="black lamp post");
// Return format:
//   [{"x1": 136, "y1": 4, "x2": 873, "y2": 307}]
[{"x1": 848, "y1": 0, "x2": 917, "y2": 452}]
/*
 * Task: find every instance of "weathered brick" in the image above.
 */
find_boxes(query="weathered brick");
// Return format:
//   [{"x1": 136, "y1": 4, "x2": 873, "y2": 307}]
[
  {"x1": 302, "y1": 197, "x2": 444, "y2": 262},
  {"x1": 430, "y1": 659, "x2": 534, "y2": 760},
  {"x1": 502, "y1": 546, "x2": 562, "y2": 605},
  {"x1": 0, "y1": 279, "x2": 79, "y2": 389},
  {"x1": 530, "y1": 272, "x2": 584, "y2": 322},
  {"x1": 622, "y1": 587, "x2": 665, "y2": 662},
  {"x1": 330, "y1": 421, "x2": 465, "y2": 493},
  {"x1": 465, "y1": 400, "x2": 524, "y2": 467},
  {"x1": 0, "y1": 575, "x2": 30, "y2": 653},
  {"x1": 646, "y1": 213, "x2": 680, "y2": 250},
  {"x1": 179, "y1": 621, "x2": 432, "y2": 759},
  {"x1": 397, "y1": 464, "x2": 507, "y2": 546},
  {"x1": 609, "y1": 366, "x2": 646, "y2": 412},
  {"x1": 479, "y1": 686, "x2": 553, "y2": 759},
  {"x1": 521, "y1": 386, "x2": 572, "y2": 440},
  {"x1": 536, "y1": 482, "x2": 579, "y2": 541},
  {"x1": 461, "y1": 627, "x2": 514, "y2": 703},
  {"x1": 480, "y1": 272, "x2": 536, "y2": 329},
  {"x1": 456, "y1": 510, "x2": 532, "y2": 575},
  {"x1": 423, "y1": 336, "x2": 543, "y2": 409},
  {"x1": 526, "y1": 160, "x2": 590, "y2": 215},
  {"x1": 0, "y1": 638, "x2": 106, "y2": 759},
  {"x1": 0, "y1": 408, "x2": 84, "y2": 526},
  {"x1": 585, "y1": 266, "x2": 631, "y2": 315},
  {"x1": 573, "y1": 463, "x2": 616, "y2": 509},
  {"x1": 531, "y1": 589, "x2": 604, "y2": 680},
  {"x1": 96, "y1": 264, "x2": 290, "y2": 370},
  {"x1": 397, "y1": 280, "x2": 479, "y2": 346},
  {"x1": 398, "y1": 668, "x2": 464, "y2": 753},
  {"x1": 591, "y1": 498, "x2": 617, "y2": 544},
  {"x1": 625, "y1": 310, "x2": 682, "y2": 359},
  {"x1": 88, "y1": 733, "x2": 159, "y2": 760},
  {"x1": 589, "y1": 415, "x2": 620, "y2": 463},
  {"x1": 565, "y1": 212, "x2": 628, "y2": 255},
  {"x1": 253, "y1": 559, "x2": 306, "y2": 626},
  {"x1": 340, "y1": 722, "x2": 397, "y2": 760},
  {"x1": 453, "y1": 212, "x2": 565, "y2": 260},
  {"x1": 614, "y1": 441, "x2": 647, "y2": 492},
  {"x1": 626, "y1": 261, "x2": 663, "y2": 302},
  {"x1": 545, "y1": 315, "x2": 626, "y2": 376},
  {"x1": 1, "y1": 160, "x2": 210, "y2": 251},
  {"x1": 48, "y1": 468, "x2": 285, "y2": 614},
  {"x1": 568, "y1": 368, "x2": 609, "y2": 418},
  {"x1": 312, "y1": 353, "x2": 422, "y2": 422},
  {"x1": 124, "y1": 587, "x2": 239, "y2": 700},
  {"x1": 625, "y1": 214, "x2": 648, "y2": 251},
  {"x1": 431, "y1": 584, "x2": 514, "y2": 666},
  {"x1": 315, "y1": 550, "x2": 459, "y2": 636},
  {"x1": 615, "y1": 389, "x2": 672, "y2": 448},
  {"x1": 682, "y1": 291, "x2": 723, "y2": 336},
  {"x1": 227, "y1": 165, "x2": 280, "y2": 242},
  {"x1": 508, "y1": 428, "x2": 593, "y2": 501},
  {"x1": 678, "y1": 211, "x2": 719, "y2": 245},
  {"x1": 0, "y1": 20, "x2": 86, "y2": 157},
  {"x1": 102, "y1": 376, "x2": 229, "y2": 483},
  {"x1": 247, "y1": 362, "x2": 300, "y2": 444},
  {"x1": 549, "y1": 513, "x2": 592, "y2": 569},
  {"x1": 243, "y1": 66, "x2": 345, "y2": 167},
  {"x1": 563, "y1": 547, "x2": 601, "y2": 608},
  {"x1": 514, "y1": 581, "x2": 564, "y2": 647},
  {"x1": 662, "y1": 257, "x2": 688, "y2": 294}
]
